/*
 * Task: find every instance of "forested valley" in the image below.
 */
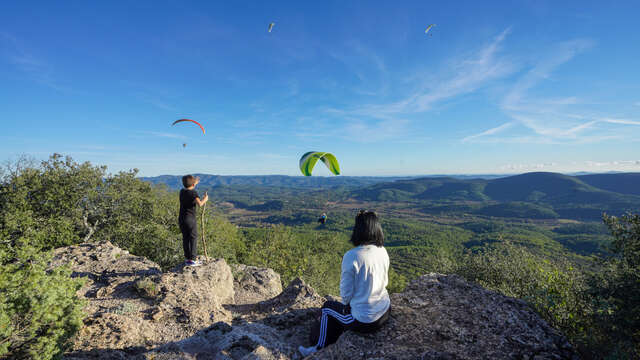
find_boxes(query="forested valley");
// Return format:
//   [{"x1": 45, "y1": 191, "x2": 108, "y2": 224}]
[{"x1": 1, "y1": 154, "x2": 638, "y2": 359}]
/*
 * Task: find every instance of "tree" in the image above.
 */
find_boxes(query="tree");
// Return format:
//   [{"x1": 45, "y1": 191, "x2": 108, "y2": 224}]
[
  {"x1": 590, "y1": 213, "x2": 640, "y2": 357},
  {"x1": 0, "y1": 233, "x2": 85, "y2": 359}
]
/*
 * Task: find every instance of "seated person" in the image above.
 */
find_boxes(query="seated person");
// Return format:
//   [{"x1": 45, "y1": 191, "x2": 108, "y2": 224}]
[{"x1": 300, "y1": 210, "x2": 391, "y2": 356}]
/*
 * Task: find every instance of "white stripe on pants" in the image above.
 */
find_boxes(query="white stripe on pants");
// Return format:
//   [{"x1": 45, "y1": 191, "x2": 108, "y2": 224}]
[{"x1": 316, "y1": 307, "x2": 355, "y2": 348}]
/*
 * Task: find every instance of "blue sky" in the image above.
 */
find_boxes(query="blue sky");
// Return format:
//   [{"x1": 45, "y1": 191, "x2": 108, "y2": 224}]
[{"x1": 1, "y1": 1, "x2": 639, "y2": 176}]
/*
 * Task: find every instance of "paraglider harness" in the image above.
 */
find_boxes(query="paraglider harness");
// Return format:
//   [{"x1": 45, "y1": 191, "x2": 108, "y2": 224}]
[{"x1": 318, "y1": 213, "x2": 327, "y2": 225}]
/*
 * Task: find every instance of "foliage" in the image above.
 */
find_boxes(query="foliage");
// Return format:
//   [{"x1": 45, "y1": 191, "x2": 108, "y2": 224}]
[
  {"x1": 242, "y1": 225, "x2": 350, "y2": 295},
  {"x1": 455, "y1": 242, "x2": 592, "y2": 350},
  {"x1": 199, "y1": 211, "x2": 246, "y2": 265},
  {"x1": 0, "y1": 240, "x2": 85, "y2": 360},
  {"x1": 134, "y1": 277, "x2": 160, "y2": 299},
  {"x1": 476, "y1": 202, "x2": 559, "y2": 219},
  {"x1": 386, "y1": 267, "x2": 407, "y2": 294},
  {"x1": 4, "y1": 154, "x2": 640, "y2": 358},
  {"x1": 0, "y1": 154, "x2": 160, "y2": 250},
  {"x1": 586, "y1": 213, "x2": 640, "y2": 357}
]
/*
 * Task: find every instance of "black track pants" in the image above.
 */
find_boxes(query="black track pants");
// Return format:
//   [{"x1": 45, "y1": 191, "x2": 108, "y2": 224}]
[
  {"x1": 179, "y1": 216, "x2": 198, "y2": 261},
  {"x1": 310, "y1": 300, "x2": 390, "y2": 349}
]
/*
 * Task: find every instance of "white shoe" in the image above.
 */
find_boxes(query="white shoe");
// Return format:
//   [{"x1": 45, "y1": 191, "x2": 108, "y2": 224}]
[{"x1": 298, "y1": 345, "x2": 317, "y2": 357}]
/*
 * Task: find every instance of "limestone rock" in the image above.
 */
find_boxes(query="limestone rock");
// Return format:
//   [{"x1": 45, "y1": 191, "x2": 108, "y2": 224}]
[
  {"x1": 148, "y1": 278, "x2": 324, "y2": 360},
  {"x1": 53, "y1": 242, "x2": 579, "y2": 359},
  {"x1": 51, "y1": 241, "x2": 234, "y2": 358},
  {"x1": 232, "y1": 264, "x2": 282, "y2": 305},
  {"x1": 309, "y1": 273, "x2": 578, "y2": 359}
]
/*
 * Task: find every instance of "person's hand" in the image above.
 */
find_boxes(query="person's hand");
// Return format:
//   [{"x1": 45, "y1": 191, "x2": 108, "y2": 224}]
[{"x1": 203, "y1": 192, "x2": 209, "y2": 201}]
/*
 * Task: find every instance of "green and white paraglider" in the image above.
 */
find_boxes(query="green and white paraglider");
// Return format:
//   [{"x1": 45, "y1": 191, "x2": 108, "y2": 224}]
[
  {"x1": 299, "y1": 152, "x2": 340, "y2": 176},
  {"x1": 425, "y1": 24, "x2": 435, "y2": 36}
]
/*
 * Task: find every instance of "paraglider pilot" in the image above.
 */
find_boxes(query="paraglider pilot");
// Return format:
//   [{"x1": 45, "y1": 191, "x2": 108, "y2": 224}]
[{"x1": 318, "y1": 213, "x2": 327, "y2": 225}]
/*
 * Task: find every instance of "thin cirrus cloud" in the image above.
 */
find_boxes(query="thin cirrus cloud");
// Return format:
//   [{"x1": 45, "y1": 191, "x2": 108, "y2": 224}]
[
  {"x1": 0, "y1": 32, "x2": 68, "y2": 91},
  {"x1": 466, "y1": 38, "x2": 640, "y2": 143},
  {"x1": 325, "y1": 28, "x2": 515, "y2": 143},
  {"x1": 462, "y1": 122, "x2": 514, "y2": 143},
  {"x1": 346, "y1": 28, "x2": 514, "y2": 119},
  {"x1": 135, "y1": 131, "x2": 187, "y2": 140}
]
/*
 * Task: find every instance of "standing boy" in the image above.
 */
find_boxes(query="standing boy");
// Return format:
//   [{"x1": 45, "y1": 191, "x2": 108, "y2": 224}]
[{"x1": 179, "y1": 175, "x2": 208, "y2": 266}]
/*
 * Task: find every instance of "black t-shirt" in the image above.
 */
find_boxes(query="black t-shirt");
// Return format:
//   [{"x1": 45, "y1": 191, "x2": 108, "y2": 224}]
[{"x1": 179, "y1": 189, "x2": 199, "y2": 219}]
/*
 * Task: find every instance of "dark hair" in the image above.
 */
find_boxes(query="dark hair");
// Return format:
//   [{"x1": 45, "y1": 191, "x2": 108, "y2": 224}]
[
  {"x1": 182, "y1": 175, "x2": 196, "y2": 188},
  {"x1": 350, "y1": 210, "x2": 384, "y2": 247}
]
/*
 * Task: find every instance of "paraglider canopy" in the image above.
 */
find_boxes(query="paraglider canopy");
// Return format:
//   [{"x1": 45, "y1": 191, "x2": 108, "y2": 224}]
[
  {"x1": 425, "y1": 24, "x2": 436, "y2": 36},
  {"x1": 299, "y1": 152, "x2": 340, "y2": 176},
  {"x1": 172, "y1": 119, "x2": 205, "y2": 134},
  {"x1": 268, "y1": 22, "x2": 275, "y2": 33}
]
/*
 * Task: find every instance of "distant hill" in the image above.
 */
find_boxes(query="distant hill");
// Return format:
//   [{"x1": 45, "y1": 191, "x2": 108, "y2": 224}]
[
  {"x1": 351, "y1": 177, "x2": 489, "y2": 202},
  {"x1": 482, "y1": 172, "x2": 632, "y2": 206},
  {"x1": 352, "y1": 172, "x2": 640, "y2": 219},
  {"x1": 141, "y1": 173, "x2": 506, "y2": 190},
  {"x1": 578, "y1": 173, "x2": 640, "y2": 196},
  {"x1": 141, "y1": 174, "x2": 410, "y2": 189}
]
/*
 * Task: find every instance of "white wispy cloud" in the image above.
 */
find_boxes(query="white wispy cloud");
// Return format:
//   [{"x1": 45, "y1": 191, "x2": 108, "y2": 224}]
[
  {"x1": 462, "y1": 122, "x2": 514, "y2": 142},
  {"x1": 464, "y1": 38, "x2": 640, "y2": 144},
  {"x1": 343, "y1": 118, "x2": 410, "y2": 143},
  {"x1": 343, "y1": 28, "x2": 514, "y2": 119},
  {"x1": 323, "y1": 29, "x2": 515, "y2": 143},
  {"x1": 0, "y1": 32, "x2": 67, "y2": 91},
  {"x1": 497, "y1": 159, "x2": 640, "y2": 173},
  {"x1": 601, "y1": 118, "x2": 640, "y2": 126},
  {"x1": 137, "y1": 131, "x2": 187, "y2": 140},
  {"x1": 139, "y1": 96, "x2": 177, "y2": 111},
  {"x1": 501, "y1": 39, "x2": 594, "y2": 112}
]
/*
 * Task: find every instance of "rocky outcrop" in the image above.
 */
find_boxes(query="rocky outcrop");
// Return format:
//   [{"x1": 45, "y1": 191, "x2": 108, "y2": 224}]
[
  {"x1": 231, "y1": 264, "x2": 282, "y2": 305},
  {"x1": 309, "y1": 274, "x2": 578, "y2": 359},
  {"x1": 52, "y1": 242, "x2": 578, "y2": 359},
  {"x1": 51, "y1": 242, "x2": 234, "y2": 359},
  {"x1": 147, "y1": 278, "x2": 324, "y2": 359}
]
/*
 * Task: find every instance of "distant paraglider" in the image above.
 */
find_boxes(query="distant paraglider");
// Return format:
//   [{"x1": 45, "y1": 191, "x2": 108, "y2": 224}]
[
  {"x1": 299, "y1": 152, "x2": 340, "y2": 176},
  {"x1": 425, "y1": 24, "x2": 436, "y2": 36},
  {"x1": 318, "y1": 213, "x2": 327, "y2": 225},
  {"x1": 172, "y1": 119, "x2": 206, "y2": 134},
  {"x1": 268, "y1": 22, "x2": 275, "y2": 33},
  {"x1": 182, "y1": 143, "x2": 187, "y2": 148}
]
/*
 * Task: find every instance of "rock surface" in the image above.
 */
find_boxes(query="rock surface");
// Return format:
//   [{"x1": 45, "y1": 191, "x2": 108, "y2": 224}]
[
  {"x1": 309, "y1": 274, "x2": 578, "y2": 360},
  {"x1": 231, "y1": 264, "x2": 282, "y2": 305},
  {"x1": 52, "y1": 242, "x2": 579, "y2": 359},
  {"x1": 52, "y1": 241, "x2": 234, "y2": 359}
]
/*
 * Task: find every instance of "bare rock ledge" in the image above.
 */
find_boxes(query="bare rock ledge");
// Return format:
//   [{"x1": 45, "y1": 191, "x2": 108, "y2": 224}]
[{"x1": 50, "y1": 241, "x2": 578, "y2": 359}]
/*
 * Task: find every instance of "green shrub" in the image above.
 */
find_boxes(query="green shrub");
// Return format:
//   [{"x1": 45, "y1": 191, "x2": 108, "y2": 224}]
[
  {"x1": 0, "y1": 241, "x2": 85, "y2": 360},
  {"x1": 387, "y1": 267, "x2": 407, "y2": 294},
  {"x1": 455, "y1": 242, "x2": 592, "y2": 349},
  {"x1": 134, "y1": 278, "x2": 160, "y2": 299},
  {"x1": 109, "y1": 302, "x2": 139, "y2": 315},
  {"x1": 587, "y1": 213, "x2": 640, "y2": 358}
]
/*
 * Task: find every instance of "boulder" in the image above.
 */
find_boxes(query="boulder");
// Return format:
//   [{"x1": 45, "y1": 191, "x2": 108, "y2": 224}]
[
  {"x1": 147, "y1": 278, "x2": 324, "y2": 360},
  {"x1": 51, "y1": 241, "x2": 234, "y2": 358},
  {"x1": 231, "y1": 264, "x2": 282, "y2": 305}
]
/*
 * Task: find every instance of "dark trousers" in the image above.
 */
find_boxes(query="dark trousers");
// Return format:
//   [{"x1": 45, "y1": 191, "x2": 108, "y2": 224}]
[
  {"x1": 179, "y1": 216, "x2": 198, "y2": 261},
  {"x1": 310, "y1": 301, "x2": 390, "y2": 349}
]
